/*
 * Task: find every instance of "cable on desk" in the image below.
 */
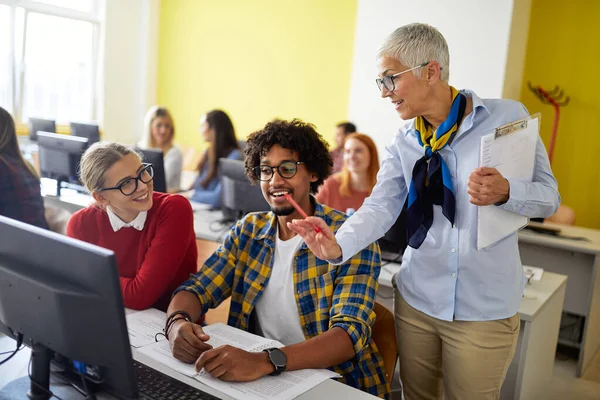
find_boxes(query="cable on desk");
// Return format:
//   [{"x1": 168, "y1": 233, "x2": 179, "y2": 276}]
[{"x1": 0, "y1": 332, "x2": 23, "y2": 366}]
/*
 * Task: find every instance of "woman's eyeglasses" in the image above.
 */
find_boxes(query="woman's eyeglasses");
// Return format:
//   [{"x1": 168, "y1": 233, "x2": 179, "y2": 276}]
[
  {"x1": 375, "y1": 62, "x2": 431, "y2": 92},
  {"x1": 253, "y1": 161, "x2": 303, "y2": 182},
  {"x1": 100, "y1": 163, "x2": 154, "y2": 196}
]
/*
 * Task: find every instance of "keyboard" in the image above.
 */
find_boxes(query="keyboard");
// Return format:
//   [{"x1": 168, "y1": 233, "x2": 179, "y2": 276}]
[{"x1": 133, "y1": 360, "x2": 221, "y2": 400}]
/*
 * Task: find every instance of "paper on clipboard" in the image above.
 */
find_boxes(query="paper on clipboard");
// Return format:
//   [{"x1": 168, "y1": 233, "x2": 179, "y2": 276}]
[{"x1": 477, "y1": 115, "x2": 540, "y2": 250}]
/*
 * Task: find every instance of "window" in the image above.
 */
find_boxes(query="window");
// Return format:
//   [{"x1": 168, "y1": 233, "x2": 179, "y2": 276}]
[{"x1": 0, "y1": 0, "x2": 103, "y2": 124}]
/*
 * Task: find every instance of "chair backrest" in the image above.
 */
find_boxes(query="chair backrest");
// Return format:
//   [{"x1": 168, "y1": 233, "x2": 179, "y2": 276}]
[{"x1": 372, "y1": 301, "x2": 398, "y2": 383}]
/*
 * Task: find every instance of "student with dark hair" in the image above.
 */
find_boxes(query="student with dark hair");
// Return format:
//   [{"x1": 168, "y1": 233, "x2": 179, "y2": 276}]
[
  {"x1": 331, "y1": 121, "x2": 357, "y2": 173},
  {"x1": 0, "y1": 106, "x2": 48, "y2": 229},
  {"x1": 190, "y1": 109, "x2": 242, "y2": 207},
  {"x1": 67, "y1": 142, "x2": 197, "y2": 311},
  {"x1": 165, "y1": 119, "x2": 389, "y2": 398}
]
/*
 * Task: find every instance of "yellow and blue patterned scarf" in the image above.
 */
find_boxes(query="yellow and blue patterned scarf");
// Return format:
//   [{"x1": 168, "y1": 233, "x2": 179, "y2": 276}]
[{"x1": 407, "y1": 87, "x2": 466, "y2": 248}]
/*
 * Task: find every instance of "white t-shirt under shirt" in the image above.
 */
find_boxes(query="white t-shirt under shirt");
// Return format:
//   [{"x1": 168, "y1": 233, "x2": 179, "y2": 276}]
[{"x1": 255, "y1": 230, "x2": 306, "y2": 346}]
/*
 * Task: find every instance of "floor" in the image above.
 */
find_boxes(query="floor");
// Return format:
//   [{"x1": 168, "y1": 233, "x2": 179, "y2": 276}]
[{"x1": 389, "y1": 347, "x2": 600, "y2": 400}]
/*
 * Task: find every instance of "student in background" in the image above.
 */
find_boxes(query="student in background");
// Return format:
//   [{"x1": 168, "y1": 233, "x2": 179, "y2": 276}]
[
  {"x1": 0, "y1": 106, "x2": 48, "y2": 229},
  {"x1": 330, "y1": 121, "x2": 357, "y2": 173},
  {"x1": 67, "y1": 142, "x2": 197, "y2": 311},
  {"x1": 190, "y1": 109, "x2": 242, "y2": 207},
  {"x1": 165, "y1": 119, "x2": 389, "y2": 398},
  {"x1": 139, "y1": 106, "x2": 183, "y2": 192},
  {"x1": 316, "y1": 133, "x2": 379, "y2": 214}
]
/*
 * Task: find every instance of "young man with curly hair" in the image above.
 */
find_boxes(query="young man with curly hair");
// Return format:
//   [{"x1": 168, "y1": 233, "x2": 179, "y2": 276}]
[{"x1": 165, "y1": 119, "x2": 390, "y2": 398}]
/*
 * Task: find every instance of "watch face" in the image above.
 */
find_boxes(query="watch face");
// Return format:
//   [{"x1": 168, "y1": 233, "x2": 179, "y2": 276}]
[{"x1": 269, "y1": 348, "x2": 287, "y2": 367}]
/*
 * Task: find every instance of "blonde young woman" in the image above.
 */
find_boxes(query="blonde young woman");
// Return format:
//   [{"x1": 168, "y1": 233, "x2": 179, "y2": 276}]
[
  {"x1": 67, "y1": 142, "x2": 197, "y2": 311},
  {"x1": 140, "y1": 106, "x2": 183, "y2": 192},
  {"x1": 316, "y1": 133, "x2": 379, "y2": 214},
  {"x1": 0, "y1": 106, "x2": 48, "y2": 229}
]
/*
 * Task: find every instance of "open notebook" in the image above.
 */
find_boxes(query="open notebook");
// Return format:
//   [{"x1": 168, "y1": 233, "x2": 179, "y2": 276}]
[{"x1": 126, "y1": 310, "x2": 340, "y2": 400}]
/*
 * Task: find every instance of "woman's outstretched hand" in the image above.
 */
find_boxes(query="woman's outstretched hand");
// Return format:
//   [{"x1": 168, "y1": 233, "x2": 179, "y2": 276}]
[{"x1": 287, "y1": 217, "x2": 342, "y2": 261}]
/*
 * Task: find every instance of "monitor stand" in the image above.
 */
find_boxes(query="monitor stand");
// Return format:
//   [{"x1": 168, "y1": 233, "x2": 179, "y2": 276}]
[{"x1": 27, "y1": 343, "x2": 53, "y2": 400}]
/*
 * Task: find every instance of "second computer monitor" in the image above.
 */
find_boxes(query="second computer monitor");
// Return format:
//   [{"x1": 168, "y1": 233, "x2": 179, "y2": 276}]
[
  {"x1": 28, "y1": 118, "x2": 56, "y2": 141},
  {"x1": 70, "y1": 122, "x2": 100, "y2": 144},
  {"x1": 37, "y1": 132, "x2": 89, "y2": 194},
  {"x1": 136, "y1": 148, "x2": 167, "y2": 193},
  {"x1": 220, "y1": 158, "x2": 269, "y2": 221}
]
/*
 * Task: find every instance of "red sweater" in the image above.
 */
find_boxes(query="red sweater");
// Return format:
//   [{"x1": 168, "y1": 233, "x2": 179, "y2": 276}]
[{"x1": 67, "y1": 192, "x2": 197, "y2": 311}]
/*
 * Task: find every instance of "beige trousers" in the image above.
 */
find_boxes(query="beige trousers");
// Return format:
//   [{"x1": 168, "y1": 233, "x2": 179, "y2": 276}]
[{"x1": 393, "y1": 284, "x2": 520, "y2": 400}]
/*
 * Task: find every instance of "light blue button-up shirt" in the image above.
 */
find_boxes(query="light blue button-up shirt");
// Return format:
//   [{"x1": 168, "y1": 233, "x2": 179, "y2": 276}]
[{"x1": 336, "y1": 90, "x2": 560, "y2": 321}]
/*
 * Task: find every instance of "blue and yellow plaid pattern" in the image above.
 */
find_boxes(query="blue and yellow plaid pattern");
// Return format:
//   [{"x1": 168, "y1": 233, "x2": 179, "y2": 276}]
[
  {"x1": 407, "y1": 86, "x2": 467, "y2": 248},
  {"x1": 176, "y1": 201, "x2": 390, "y2": 398}
]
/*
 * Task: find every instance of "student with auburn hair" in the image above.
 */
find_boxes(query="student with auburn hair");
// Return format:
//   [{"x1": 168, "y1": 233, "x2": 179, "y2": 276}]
[
  {"x1": 66, "y1": 142, "x2": 197, "y2": 311},
  {"x1": 317, "y1": 133, "x2": 379, "y2": 214},
  {"x1": 139, "y1": 106, "x2": 183, "y2": 192},
  {"x1": 0, "y1": 106, "x2": 48, "y2": 229}
]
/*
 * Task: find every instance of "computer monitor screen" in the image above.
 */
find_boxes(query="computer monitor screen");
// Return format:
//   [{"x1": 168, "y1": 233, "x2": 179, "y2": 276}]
[
  {"x1": 37, "y1": 132, "x2": 89, "y2": 195},
  {"x1": 0, "y1": 215, "x2": 138, "y2": 399},
  {"x1": 28, "y1": 118, "x2": 56, "y2": 141},
  {"x1": 70, "y1": 122, "x2": 100, "y2": 144},
  {"x1": 135, "y1": 148, "x2": 167, "y2": 193},
  {"x1": 220, "y1": 158, "x2": 269, "y2": 221},
  {"x1": 378, "y1": 204, "x2": 408, "y2": 262}
]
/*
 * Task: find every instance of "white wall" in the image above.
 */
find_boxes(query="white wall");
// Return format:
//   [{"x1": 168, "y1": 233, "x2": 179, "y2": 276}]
[
  {"x1": 101, "y1": 0, "x2": 159, "y2": 144},
  {"x1": 347, "y1": 0, "x2": 524, "y2": 159}
]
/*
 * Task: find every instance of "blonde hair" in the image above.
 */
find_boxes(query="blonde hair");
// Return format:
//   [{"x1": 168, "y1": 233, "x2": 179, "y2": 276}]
[
  {"x1": 338, "y1": 133, "x2": 380, "y2": 197},
  {"x1": 140, "y1": 106, "x2": 175, "y2": 149},
  {"x1": 0, "y1": 106, "x2": 39, "y2": 179},
  {"x1": 79, "y1": 142, "x2": 141, "y2": 193}
]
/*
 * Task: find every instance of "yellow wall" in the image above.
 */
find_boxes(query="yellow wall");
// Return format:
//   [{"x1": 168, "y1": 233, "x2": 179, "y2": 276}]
[
  {"x1": 520, "y1": 0, "x2": 600, "y2": 229},
  {"x1": 157, "y1": 0, "x2": 358, "y2": 152}
]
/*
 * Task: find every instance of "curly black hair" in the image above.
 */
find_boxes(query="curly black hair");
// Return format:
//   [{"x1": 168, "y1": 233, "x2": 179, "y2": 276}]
[{"x1": 244, "y1": 119, "x2": 332, "y2": 194}]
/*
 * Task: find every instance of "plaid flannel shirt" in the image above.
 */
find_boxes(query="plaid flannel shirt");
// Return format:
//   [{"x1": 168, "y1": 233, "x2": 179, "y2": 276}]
[
  {"x1": 0, "y1": 157, "x2": 48, "y2": 229},
  {"x1": 176, "y1": 201, "x2": 390, "y2": 398}
]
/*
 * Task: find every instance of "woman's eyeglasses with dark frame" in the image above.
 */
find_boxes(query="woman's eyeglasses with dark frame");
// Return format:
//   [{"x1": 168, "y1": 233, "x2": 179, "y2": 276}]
[{"x1": 99, "y1": 163, "x2": 154, "y2": 196}]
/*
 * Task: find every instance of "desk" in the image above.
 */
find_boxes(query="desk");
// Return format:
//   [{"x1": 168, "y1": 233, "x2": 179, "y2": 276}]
[
  {"x1": 0, "y1": 334, "x2": 377, "y2": 399},
  {"x1": 378, "y1": 263, "x2": 567, "y2": 400},
  {"x1": 518, "y1": 223, "x2": 600, "y2": 377}
]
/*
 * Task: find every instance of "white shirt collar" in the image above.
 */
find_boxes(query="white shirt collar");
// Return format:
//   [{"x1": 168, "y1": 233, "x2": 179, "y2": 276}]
[{"x1": 106, "y1": 207, "x2": 147, "y2": 232}]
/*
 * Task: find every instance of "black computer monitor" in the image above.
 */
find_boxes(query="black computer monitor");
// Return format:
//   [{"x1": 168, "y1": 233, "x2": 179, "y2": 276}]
[
  {"x1": 220, "y1": 158, "x2": 269, "y2": 221},
  {"x1": 70, "y1": 122, "x2": 100, "y2": 144},
  {"x1": 28, "y1": 118, "x2": 56, "y2": 141},
  {"x1": 0, "y1": 215, "x2": 138, "y2": 399},
  {"x1": 37, "y1": 132, "x2": 89, "y2": 196},
  {"x1": 135, "y1": 148, "x2": 167, "y2": 193},
  {"x1": 378, "y1": 204, "x2": 408, "y2": 262}
]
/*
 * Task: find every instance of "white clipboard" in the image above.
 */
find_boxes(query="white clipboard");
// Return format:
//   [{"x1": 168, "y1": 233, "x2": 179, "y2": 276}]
[{"x1": 477, "y1": 114, "x2": 540, "y2": 250}]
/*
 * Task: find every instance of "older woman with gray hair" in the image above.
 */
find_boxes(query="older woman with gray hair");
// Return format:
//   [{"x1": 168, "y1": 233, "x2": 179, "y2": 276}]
[{"x1": 289, "y1": 23, "x2": 560, "y2": 399}]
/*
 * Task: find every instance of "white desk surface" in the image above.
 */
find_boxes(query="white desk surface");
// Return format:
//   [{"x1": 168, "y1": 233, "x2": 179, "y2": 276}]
[
  {"x1": 380, "y1": 263, "x2": 567, "y2": 322},
  {"x1": 0, "y1": 332, "x2": 377, "y2": 399},
  {"x1": 518, "y1": 223, "x2": 600, "y2": 255}
]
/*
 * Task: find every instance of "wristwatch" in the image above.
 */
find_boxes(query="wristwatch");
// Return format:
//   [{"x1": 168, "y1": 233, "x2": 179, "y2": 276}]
[{"x1": 263, "y1": 348, "x2": 287, "y2": 376}]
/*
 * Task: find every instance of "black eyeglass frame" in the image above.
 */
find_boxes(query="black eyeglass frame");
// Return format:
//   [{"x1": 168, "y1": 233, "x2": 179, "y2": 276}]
[
  {"x1": 252, "y1": 161, "x2": 304, "y2": 182},
  {"x1": 99, "y1": 163, "x2": 154, "y2": 196}
]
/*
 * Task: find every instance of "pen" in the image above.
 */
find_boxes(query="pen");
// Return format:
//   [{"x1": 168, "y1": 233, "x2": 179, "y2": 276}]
[{"x1": 283, "y1": 193, "x2": 322, "y2": 234}]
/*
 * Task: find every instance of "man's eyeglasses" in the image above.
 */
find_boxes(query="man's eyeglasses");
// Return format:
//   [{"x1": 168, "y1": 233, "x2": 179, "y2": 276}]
[
  {"x1": 100, "y1": 163, "x2": 154, "y2": 196},
  {"x1": 375, "y1": 62, "x2": 430, "y2": 92},
  {"x1": 253, "y1": 161, "x2": 303, "y2": 182}
]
